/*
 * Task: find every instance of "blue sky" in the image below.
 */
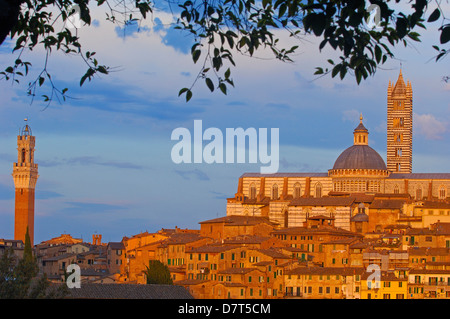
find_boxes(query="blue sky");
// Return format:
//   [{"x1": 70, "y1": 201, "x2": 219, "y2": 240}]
[{"x1": 0, "y1": 4, "x2": 449, "y2": 244}]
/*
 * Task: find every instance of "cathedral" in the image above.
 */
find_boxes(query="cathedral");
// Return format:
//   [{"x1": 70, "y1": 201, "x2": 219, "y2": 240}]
[{"x1": 226, "y1": 71, "x2": 450, "y2": 233}]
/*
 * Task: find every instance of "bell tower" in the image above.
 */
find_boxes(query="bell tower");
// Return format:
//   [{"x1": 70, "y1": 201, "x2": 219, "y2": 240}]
[
  {"x1": 13, "y1": 121, "x2": 39, "y2": 246},
  {"x1": 387, "y1": 70, "x2": 413, "y2": 173}
]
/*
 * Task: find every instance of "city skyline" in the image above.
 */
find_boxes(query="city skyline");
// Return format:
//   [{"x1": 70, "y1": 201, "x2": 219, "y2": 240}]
[{"x1": 0, "y1": 5, "x2": 449, "y2": 244}]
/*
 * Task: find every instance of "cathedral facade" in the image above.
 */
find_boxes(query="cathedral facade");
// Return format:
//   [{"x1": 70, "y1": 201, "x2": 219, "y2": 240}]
[{"x1": 226, "y1": 71, "x2": 450, "y2": 233}]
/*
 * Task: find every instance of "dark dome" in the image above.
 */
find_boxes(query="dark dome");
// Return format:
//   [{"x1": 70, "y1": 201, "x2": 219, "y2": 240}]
[{"x1": 333, "y1": 145, "x2": 386, "y2": 170}]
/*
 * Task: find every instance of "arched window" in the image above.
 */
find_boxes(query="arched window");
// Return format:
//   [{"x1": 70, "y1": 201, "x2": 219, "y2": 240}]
[
  {"x1": 439, "y1": 186, "x2": 447, "y2": 200},
  {"x1": 249, "y1": 183, "x2": 256, "y2": 200},
  {"x1": 293, "y1": 183, "x2": 301, "y2": 199},
  {"x1": 21, "y1": 149, "x2": 26, "y2": 163},
  {"x1": 315, "y1": 183, "x2": 322, "y2": 198},
  {"x1": 394, "y1": 185, "x2": 400, "y2": 194},
  {"x1": 283, "y1": 209, "x2": 289, "y2": 228},
  {"x1": 416, "y1": 186, "x2": 423, "y2": 200},
  {"x1": 272, "y1": 184, "x2": 278, "y2": 200}
]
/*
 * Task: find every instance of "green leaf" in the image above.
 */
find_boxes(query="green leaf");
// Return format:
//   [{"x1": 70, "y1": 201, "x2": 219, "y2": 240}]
[
  {"x1": 396, "y1": 18, "x2": 408, "y2": 38},
  {"x1": 375, "y1": 45, "x2": 382, "y2": 63},
  {"x1": 205, "y1": 78, "x2": 214, "y2": 92},
  {"x1": 178, "y1": 88, "x2": 189, "y2": 96},
  {"x1": 427, "y1": 8, "x2": 440, "y2": 23},
  {"x1": 219, "y1": 83, "x2": 227, "y2": 95},
  {"x1": 192, "y1": 50, "x2": 201, "y2": 63},
  {"x1": 186, "y1": 89, "x2": 193, "y2": 102},
  {"x1": 440, "y1": 25, "x2": 450, "y2": 44}
]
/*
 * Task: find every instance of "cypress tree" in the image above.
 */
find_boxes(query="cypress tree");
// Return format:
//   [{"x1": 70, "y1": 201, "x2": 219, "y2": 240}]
[{"x1": 145, "y1": 260, "x2": 173, "y2": 285}]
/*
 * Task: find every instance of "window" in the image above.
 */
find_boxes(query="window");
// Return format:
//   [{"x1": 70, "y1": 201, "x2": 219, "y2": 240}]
[
  {"x1": 249, "y1": 183, "x2": 256, "y2": 200},
  {"x1": 416, "y1": 187, "x2": 423, "y2": 200},
  {"x1": 393, "y1": 100, "x2": 404, "y2": 110},
  {"x1": 394, "y1": 185, "x2": 400, "y2": 194},
  {"x1": 293, "y1": 183, "x2": 301, "y2": 199},
  {"x1": 395, "y1": 133, "x2": 403, "y2": 142},
  {"x1": 439, "y1": 186, "x2": 447, "y2": 199},
  {"x1": 272, "y1": 184, "x2": 278, "y2": 200},
  {"x1": 315, "y1": 183, "x2": 322, "y2": 198}
]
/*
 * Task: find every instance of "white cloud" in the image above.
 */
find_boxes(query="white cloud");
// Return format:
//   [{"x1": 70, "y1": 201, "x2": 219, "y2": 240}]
[{"x1": 414, "y1": 113, "x2": 447, "y2": 140}]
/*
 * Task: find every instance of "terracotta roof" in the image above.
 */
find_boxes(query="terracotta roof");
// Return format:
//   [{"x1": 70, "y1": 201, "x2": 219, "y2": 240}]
[
  {"x1": 273, "y1": 226, "x2": 361, "y2": 237},
  {"x1": 186, "y1": 245, "x2": 235, "y2": 253},
  {"x1": 387, "y1": 173, "x2": 450, "y2": 180},
  {"x1": 286, "y1": 266, "x2": 365, "y2": 276},
  {"x1": 165, "y1": 233, "x2": 206, "y2": 244},
  {"x1": 241, "y1": 173, "x2": 328, "y2": 178},
  {"x1": 351, "y1": 212, "x2": 369, "y2": 222},
  {"x1": 369, "y1": 199, "x2": 405, "y2": 209},
  {"x1": 289, "y1": 196, "x2": 355, "y2": 207},
  {"x1": 52, "y1": 283, "x2": 193, "y2": 299},
  {"x1": 361, "y1": 271, "x2": 407, "y2": 281},
  {"x1": 255, "y1": 248, "x2": 292, "y2": 259},
  {"x1": 408, "y1": 247, "x2": 450, "y2": 256},
  {"x1": 218, "y1": 268, "x2": 262, "y2": 275},
  {"x1": 417, "y1": 201, "x2": 450, "y2": 209},
  {"x1": 199, "y1": 215, "x2": 276, "y2": 226},
  {"x1": 174, "y1": 279, "x2": 209, "y2": 286},
  {"x1": 222, "y1": 235, "x2": 272, "y2": 245},
  {"x1": 107, "y1": 242, "x2": 124, "y2": 250},
  {"x1": 409, "y1": 269, "x2": 450, "y2": 275}
]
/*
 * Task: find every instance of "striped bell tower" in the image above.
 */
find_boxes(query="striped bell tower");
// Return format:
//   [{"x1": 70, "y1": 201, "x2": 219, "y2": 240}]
[
  {"x1": 13, "y1": 121, "x2": 39, "y2": 246},
  {"x1": 387, "y1": 70, "x2": 413, "y2": 173}
]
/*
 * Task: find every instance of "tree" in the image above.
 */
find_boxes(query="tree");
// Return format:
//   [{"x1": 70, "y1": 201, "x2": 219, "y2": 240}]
[
  {"x1": 145, "y1": 260, "x2": 173, "y2": 285},
  {"x1": 0, "y1": 229, "x2": 68, "y2": 298},
  {"x1": 0, "y1": 0, "x2": 448, "y2": 102}
]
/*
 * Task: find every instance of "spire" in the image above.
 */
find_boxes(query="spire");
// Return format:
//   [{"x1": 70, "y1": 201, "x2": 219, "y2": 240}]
[
  {"x1": 392, "y1": 68, "x2": 406, "y2": 96},
  {"x1": 353, "y1": 114, "x2": 369, "y2": 145}
]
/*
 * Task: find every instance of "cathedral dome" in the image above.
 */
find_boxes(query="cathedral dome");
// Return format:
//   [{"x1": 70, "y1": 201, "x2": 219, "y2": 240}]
[{"x1": 333, "y1": 145, "x2": 387, "y2": 170}]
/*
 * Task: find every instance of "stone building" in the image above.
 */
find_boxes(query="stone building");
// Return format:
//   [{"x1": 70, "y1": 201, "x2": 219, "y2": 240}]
[{"x1": 226, "y1": 70, "x2": 450, "y2": 234}]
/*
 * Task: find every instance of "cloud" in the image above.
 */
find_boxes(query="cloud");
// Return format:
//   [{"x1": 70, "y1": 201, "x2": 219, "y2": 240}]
[
  {"x1": 174, "y1": 168, "x2": 210, "y2": 181},
  {"x1": 414, "y1": 113, "x2": 447, "y2": 140},
  {"x1": 36, "y1": 190, "x2": 64, "y2": 200},
  {"x1": 39, "y1": 156, "x2": 145, "y2": 170},
  {"x1": 62, "y1": 201, "x2": 125, "y2": 215},
  {"x1": 115, "y1": 20, "x2": 151, "y2": 39},
  {"x1": 153, "y1": 17, "x2": 194, "y2": 54},
  {"x1": 59, "y1": 80, "x2": 206, "y2": 121}
]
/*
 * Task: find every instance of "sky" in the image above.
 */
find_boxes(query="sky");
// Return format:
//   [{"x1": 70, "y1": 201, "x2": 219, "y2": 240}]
[{"x1": 0, "y1": 3, "x2": 449, "y2": 244}]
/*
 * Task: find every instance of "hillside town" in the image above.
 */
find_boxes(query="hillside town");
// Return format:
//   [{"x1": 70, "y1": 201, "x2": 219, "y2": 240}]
[{"x1": 2, "y1": 70, "x2": 450, "y2": 299}]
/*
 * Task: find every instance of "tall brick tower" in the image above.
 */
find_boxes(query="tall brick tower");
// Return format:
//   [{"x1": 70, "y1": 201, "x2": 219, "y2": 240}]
[
  {"x1": 387, "y1": 70, "x2": 413, "y2": 173},
  {"x1": 13, "y1": 122, "x2": 39, "y2": 246}
]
